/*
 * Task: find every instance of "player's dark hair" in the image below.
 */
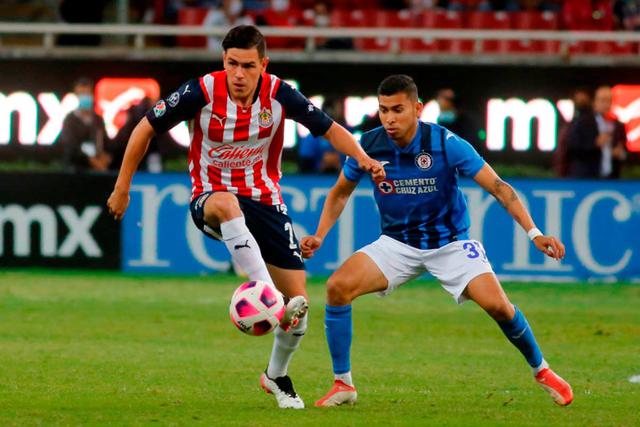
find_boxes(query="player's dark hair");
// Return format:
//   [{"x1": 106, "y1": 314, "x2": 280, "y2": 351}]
[
  {"x1": 377, "y1": 75, "x2": 419, "y2": 101},
  {"x1": 222, "y1": 25, "x2": 266, "y2": 58}
]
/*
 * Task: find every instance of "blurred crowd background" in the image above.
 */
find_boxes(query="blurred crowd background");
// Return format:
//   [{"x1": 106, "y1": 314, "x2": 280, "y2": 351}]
[{"x1": 1, "y1": 0, "x2": 639, "y2": 179}]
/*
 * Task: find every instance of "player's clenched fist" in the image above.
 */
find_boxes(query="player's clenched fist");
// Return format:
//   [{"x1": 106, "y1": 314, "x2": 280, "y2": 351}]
[
  {"x1": 357, "y1": 156, "x2": 386, "y2": 182},
  {"x1": 533, "y1": 235, "x2": 565, "y2": 260},
  {"x1": 107, "y1": 189, "x2": 130, "y2": 221},
  {"x1": 300, "y1": 235, "x2": 323, "y2": 259}
]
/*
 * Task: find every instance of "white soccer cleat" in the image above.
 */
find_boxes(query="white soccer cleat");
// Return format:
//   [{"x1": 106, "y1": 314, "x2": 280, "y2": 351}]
[
  {"x1": 260, "y1": 372, "x2": 305, "y2": 409},
  {"x1": 279, "y1": 295, "x2": 308, "y2": 332},
  {"x1": 315, "y1": 380, "x2": 358, "y2": 407}
]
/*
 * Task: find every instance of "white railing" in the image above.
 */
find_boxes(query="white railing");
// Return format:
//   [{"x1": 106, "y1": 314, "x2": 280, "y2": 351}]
[{"x1": 1, "y1": 23, "x2": 639, "y2": 64}]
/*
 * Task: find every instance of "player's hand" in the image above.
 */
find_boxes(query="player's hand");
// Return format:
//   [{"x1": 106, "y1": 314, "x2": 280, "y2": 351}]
[
  {"x1": 107, "y1": 189, "x2": 130, "y2": 221},
  {"x1": 300, "y1": 235, "x2": 323, "y2": 259},
  {"x1": 357, "y1": 156, "x2": 386, "y2": 182},
  {"x1": 533, "y1": 235, "x2": 565, "y2": 260}
]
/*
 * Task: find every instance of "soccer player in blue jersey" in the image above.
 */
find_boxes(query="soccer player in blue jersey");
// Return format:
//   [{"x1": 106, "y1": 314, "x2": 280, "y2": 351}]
[{"x1": 301, "y1": 75, "x2": 573, "y2": 407}]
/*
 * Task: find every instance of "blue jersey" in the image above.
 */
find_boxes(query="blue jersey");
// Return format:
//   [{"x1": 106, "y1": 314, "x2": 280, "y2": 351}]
[{"x1": 343, "y1": 121, "x2": 485, "y2": 249}]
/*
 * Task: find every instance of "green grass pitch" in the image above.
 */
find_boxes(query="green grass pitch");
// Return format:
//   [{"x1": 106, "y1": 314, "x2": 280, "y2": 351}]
[{"x1": 0, "y1": 271, "x2": 638, "y2": 426}]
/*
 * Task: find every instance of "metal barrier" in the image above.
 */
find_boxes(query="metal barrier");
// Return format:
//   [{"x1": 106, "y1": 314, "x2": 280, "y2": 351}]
[{"x1": 1, "y1": 23, "x2": 639, "y2": 64}]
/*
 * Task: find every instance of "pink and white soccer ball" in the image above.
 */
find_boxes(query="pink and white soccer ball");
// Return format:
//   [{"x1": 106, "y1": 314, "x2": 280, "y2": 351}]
[{"x1": 229, "y1": 280, "x2": 285, "y2": 336}]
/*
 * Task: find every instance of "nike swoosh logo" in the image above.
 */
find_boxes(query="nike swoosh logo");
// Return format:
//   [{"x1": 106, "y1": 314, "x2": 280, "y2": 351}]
[
  {"x1": 512, "y1": 327, "x2": 528, "y2": 340},
  {"x1": 379, "y1": 161, "x2": 390, "y2": 167}
]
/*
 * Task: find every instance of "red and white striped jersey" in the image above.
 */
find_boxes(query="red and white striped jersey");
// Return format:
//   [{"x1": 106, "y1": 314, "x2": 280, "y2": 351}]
[{"x1": 146, "y1": 70, "x2": 333, "y2": 206}]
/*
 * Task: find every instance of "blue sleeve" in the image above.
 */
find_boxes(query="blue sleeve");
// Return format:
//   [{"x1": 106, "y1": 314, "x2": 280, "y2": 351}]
[
  {"x1": 342, "y1": 155, "x2": 365, "y2": 182},
  {"x1": 275, "y1": 81, "x2": 333, "y2": 137},
  {"x1": 146, "y1": 79, "x2": 207, "y2": 134},
  {"x1": 445, "y1": 128, "x2": 485, "y2": 177}
]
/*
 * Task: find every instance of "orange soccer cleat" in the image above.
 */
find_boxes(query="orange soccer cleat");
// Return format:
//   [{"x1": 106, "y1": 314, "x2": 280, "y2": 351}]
[
  {"x1": 535, "y1": 368, "x2": 574, "y2": 406},
  {"x1": 314, "y1": 380, "x2": 358, "y2": 407}
]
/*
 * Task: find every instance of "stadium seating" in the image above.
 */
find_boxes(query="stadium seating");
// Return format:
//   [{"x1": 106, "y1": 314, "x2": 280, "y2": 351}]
[
  {"x1": 176, "y1": 5, "x2": 636, "y2": 56},
  {"x1": 510, "y1": 11, "x2": 560, "y2": 54},
  {"x1": 177, "y1": 7, "x2": 208, "y2": 48}
]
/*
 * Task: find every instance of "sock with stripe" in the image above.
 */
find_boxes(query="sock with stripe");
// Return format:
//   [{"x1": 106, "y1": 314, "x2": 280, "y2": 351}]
[
  {"x1": 325, "y1": 304, "x2": 353, "y2": 379},
  {"x1": 497, "y1": 305, "x2": 547, "y2": 374},
  {"x1": 220, "y1": 216, "x2": 273, "y2": 283},
  {"x1": 267, "y1": 314, "x2": 308, "y2": 378}
]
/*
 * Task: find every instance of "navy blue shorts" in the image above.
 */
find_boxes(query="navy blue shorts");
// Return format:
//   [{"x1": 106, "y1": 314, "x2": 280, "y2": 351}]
[{"x1": 190, "y1": 192, "x2": 304, "y2": 270}]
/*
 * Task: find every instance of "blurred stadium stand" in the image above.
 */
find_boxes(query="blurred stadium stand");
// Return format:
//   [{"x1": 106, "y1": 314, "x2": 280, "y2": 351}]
[{"x1": 0, "y1": 0, "x2": 638, "y2": 63}]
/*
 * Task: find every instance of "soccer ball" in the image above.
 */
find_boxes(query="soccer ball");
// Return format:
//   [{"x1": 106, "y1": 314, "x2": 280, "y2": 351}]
[{"x1": 229, "y1": 280, "x2": 285, "y2": 336}]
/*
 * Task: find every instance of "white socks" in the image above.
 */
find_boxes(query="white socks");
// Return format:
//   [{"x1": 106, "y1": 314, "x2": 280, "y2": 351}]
[
  {"x1": 220, "y1": 216, "x2": 272, "y2": 283},
  {"x1": 221, "y1": 216, "x2": 306, "y2": 380},
  {"x1": 335, "y1": 372, "x2": 353, "y2": 386},
  {"x1": 267, "y1": 314, "x2": 308, "y2": 379},
  {"x1": 533, "y1": 359, "x2": 549, "y2": 375}
]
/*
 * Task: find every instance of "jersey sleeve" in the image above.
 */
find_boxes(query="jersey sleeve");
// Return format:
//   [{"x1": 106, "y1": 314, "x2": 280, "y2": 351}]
[
  {"x1": 445, "y1": 129, "x2": 485, "y2": 177},
  {"x1": 342, "y1": 155, "x2": 365, "y2": 182},
  {"x1": 146, "y1": 78, "x2": 207, "y2": 134},
  {"x1": 274, "y1": 81, "x2": 333, "y2": 137}
]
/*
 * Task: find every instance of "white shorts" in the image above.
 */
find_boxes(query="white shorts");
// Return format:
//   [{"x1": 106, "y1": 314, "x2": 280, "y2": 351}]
[{"x1": 357, "y1": 235, "x2": 495, "y2": 304}]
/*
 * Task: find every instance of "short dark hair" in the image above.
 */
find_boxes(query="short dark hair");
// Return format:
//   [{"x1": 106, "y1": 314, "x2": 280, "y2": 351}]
[
  {"x1": 377, "y1": 74, "x2": 418, "y2": 101},
  {"x1": 222, "y1": 25, "x2": 266, "y2": 58}
]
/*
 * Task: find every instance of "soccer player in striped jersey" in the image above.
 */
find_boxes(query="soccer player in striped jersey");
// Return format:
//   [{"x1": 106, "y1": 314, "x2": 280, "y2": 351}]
[
  {"x1": 107, "y1": 25, "x2": 385, "y2": 409},
  {"x1": 301, "y1": 75, "x2": 573, "y2": 408}
]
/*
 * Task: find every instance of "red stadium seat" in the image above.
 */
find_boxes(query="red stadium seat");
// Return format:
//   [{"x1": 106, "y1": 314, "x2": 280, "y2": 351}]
[
  {"x1": 260, "y1": 8, "x2": 306, "y2": 49},
  {"x1": 585, "y1": 41, "x2": 637, "y2": 55},
  {"x1": 176, "y1": 8, "x2": 209, "y2": 48},
  {"x1": 356, "y1": 10, "x2": 406, "y2": 51},
  {"x1": 467, "y1": 11, "x2": 512, "y2": 53},
  {"x1": 401, "y1": 10, "x2": 437, "y2": 53},
  {"x1": 511, "y1": 11, "x2": 560, "y2": 53},
  {"x1": 330, "y1": 9, "x2": 363, "y2": 27}
]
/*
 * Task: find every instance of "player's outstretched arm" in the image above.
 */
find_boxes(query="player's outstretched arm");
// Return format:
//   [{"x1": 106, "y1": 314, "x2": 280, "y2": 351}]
[
  {"x1": 300, "y1": 172, "x2": 358, "y2": 259},
  {"x1": 473, "y1": 163, "x2": 565, "y2": 260},
  {"x1": 107, "y1": 117, "x2": 155, "y2": 220},
  {"x1": 323, "y1": 123, "x2": 386, "y2": 181}
]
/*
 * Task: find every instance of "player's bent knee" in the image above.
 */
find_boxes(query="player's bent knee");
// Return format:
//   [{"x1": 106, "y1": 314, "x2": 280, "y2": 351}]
[
  {"x1": 204, "y1": 192, "x2": 242, "y2": 224},
  {"x1": 485, "y1": 302, "x2": 515, "y2": 322},
  {"x1": 326, "y1": 275, "x2": 355, "y2": 305}
]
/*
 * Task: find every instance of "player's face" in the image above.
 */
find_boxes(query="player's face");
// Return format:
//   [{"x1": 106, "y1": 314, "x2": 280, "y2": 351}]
[
  {"x1": 378, "y1": 92, "x2": 423, "y2": 145},
  {"x1": 223, "y1": 47, "x2": 269, "y2": 102}
]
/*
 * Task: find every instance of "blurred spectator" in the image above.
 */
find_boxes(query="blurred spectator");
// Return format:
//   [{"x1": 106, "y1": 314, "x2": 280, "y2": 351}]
[
  {"x1": 566, "y1": 85, "x2": 627, "y2": 179},
  {"x1": 58, "y1": 78, "x2": 112, "y2": 173},
  {"x1": 554, "y1": 87, "x2": 593, "y2": 177},
  {"x1": 57, "y1": 0, "x2": 109, "y2": 46},
  {"x1": 0, "y1": 0, "x2": 57, "y2": 22},
  {"x1": 405, "y1": 0, "x2": 439, "y2": 12},
  {"x1": 203, "y1": 0, "x2": 254, "y2": 51},
  {"x1": 111, "y1": 97, "x2": 175, "y2": 173},
  {"x1": 614, "y1": 0, "x2": 640, "y2": 30},
  {"x1": 244, "y1": 0, "x2": 271, "y2": 12},
  {"x1": 298, "y1": 97, "x2": 347, "y2": 174},
  {"x1": 435, "y1": 88, "x2": 482, "y2": 153},
  {"x1": 165, "y1": 0, "x2": 219, "y2": 24},
  {"x1": 312, "y1": 2, "x2": 354, "y2": 50}
]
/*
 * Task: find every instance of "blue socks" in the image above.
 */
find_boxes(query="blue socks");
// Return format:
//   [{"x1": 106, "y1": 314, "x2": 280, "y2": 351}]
[
  {"x1": 325, "y1": 304, "x2": 352, "y2": 375},
  {"x1": 498, "y1": 306, "x2": 544, "y2": 369}
]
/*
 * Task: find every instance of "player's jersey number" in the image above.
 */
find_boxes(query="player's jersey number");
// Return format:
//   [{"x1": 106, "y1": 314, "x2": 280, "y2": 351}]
[
  {"x1": 463, "y1": 241, "x2": 487, "y2": 261},
  {"x1": 284, "y1": 222, "x2": 297, "y2": 249}
]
